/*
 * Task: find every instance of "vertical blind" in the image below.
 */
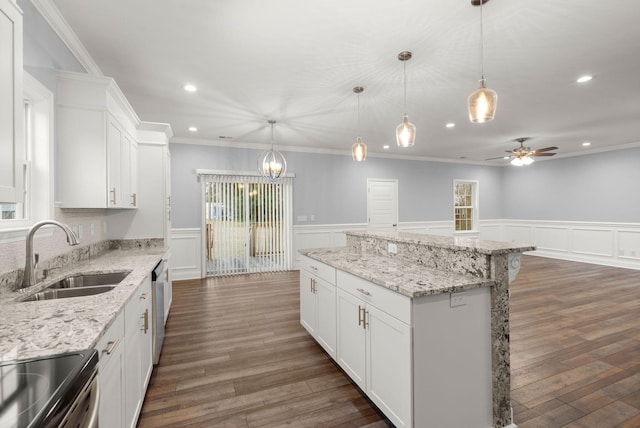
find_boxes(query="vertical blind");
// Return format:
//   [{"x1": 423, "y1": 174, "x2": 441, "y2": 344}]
[{"x1": 201, "y1": 173, "x2": 293, "y2": 276}]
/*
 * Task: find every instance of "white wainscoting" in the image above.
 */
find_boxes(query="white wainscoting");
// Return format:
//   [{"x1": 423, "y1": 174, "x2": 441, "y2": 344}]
[
  {"x1": 170, "y1": 228, "x2": 202, "y2": 280},
  {"x1": 173, "y1": 220, "x2": 640, "y2": 280},
  {"x1": 501, "y1": 220, "x2": 640, "y2": 270}
]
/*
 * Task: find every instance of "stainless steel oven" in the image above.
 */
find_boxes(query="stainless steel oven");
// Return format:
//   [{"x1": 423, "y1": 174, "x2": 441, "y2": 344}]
[{"x1": 0, "y1": 349, "x2": 99, "y2": 428}]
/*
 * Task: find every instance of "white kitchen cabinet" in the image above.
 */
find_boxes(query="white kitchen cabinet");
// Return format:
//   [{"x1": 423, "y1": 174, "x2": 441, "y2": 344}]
[
  {"x1": 95, "y1": 309, "x2": 125, "y2": 428},
  {"x1": 299, "y1": 255, "x2": 336, "y2": 358},
  {"x1": 124, "y1": 274, "x2": 153, "y2": 428},
  {"x1": 336, "y1": 272, "x2": 412, "y2": 428},
  {"x1": 56, "y1": 70, "x2": 139, "y2": 209},
  {"x1": 0, "y1": 0, "x2": 23, "y2": 204}
]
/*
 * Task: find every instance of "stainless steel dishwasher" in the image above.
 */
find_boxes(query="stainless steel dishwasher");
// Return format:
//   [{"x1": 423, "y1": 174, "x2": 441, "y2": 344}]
[{"x1": 151, "y1": 259, "x2": 166, "y2": 364}]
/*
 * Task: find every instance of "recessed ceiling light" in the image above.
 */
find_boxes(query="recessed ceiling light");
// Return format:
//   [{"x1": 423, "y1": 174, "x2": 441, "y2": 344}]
[
  {"x1": 582, "y1": 141, "x2": 591, "y2": 147},
  {"x1": 576, "y1": 75, "x2": 593, "y2": 84},
  {"x1": 184, "y1": 83, "x2": 197, "y2": 92},
  {"x1": 446, "y1": 122, "x2": 455, "y2": 128},
  {"x1": 383, "y1": 145, "x2": 390, "y2": 149},
  {"x1": 188, "y1": 126, "x2": 198, "y2": 132}
]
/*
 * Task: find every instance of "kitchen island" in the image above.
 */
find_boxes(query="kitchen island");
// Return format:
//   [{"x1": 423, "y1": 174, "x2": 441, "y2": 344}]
[{"x1": 300, "y1": 230, "x2": 535, "y2": 428}]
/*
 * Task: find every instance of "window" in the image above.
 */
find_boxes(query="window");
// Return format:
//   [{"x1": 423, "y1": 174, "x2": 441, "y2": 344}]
[
  {"x1": 0, "y1": 72, "x2": 53, "y2": 232},
  {"x1": 454, "y1": 180, "x2": 478, "y2": 232}
]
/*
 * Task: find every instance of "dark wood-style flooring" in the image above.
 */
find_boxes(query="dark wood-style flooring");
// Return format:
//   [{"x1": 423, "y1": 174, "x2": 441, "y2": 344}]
[{"x1": 138, "y1": 256, "x2": 640, "y2": 427}]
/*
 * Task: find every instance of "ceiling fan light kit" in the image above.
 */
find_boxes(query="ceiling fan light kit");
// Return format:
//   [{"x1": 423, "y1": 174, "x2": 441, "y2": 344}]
[
  {"x1": 396, "y1": 51, "x2": 416, "y2": 148},
  {"x1": 352, "y1": 86, "x2": 367, "y2": 162},
  {"x1": 258, "y1": 120, "x2": 287, "y2": 181},
  {"x1": 468, "y1": 0, "x2": 497, "y2": 123}
]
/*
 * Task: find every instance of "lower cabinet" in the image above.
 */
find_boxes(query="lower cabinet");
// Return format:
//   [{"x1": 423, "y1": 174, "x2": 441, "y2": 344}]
[
  {"x1": 96, "y1": 274, "x2": 154, "y2": 428},
  {"x1": 96, "y1": 310, "x2": 125, "y2": 428},
  {"x1": 336, "y1": 280, "x2": 412, "y2": 428},
  {"x1": 124, "y1": 275, "x2": 153, "y2": 428},
  {"x1": 299, "y1": 256, "x2": 337, "y2": 358}
]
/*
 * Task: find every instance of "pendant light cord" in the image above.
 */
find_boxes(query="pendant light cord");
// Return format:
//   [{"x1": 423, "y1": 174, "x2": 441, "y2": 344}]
[
  {"x1": 270, "y1": 121, "x2": 275, "y2": 150},
  {"x1": 357, "y1": 92, "x2": 361, "y2": 135},
  {"x1": 403, "y1": 59, "x2": 408, "y2": 115},
  {"x1": 480, "y1": 0, "x2": 485, "y2": 80}
]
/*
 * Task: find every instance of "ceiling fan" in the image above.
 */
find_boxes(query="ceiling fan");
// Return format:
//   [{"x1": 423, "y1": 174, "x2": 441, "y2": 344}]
[{"x1": 486, "y1": 137, "x2": 558, "y2": 166}]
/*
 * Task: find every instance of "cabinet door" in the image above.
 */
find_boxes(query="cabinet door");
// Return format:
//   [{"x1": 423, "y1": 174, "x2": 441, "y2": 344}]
[
  {"x1": 124, "y1": 320, "x2": 142, "y2": 428},
  {"x1": 366, "y1": 306, "x2": 412, "y2": 428},
  {"x1": 140, "y1": 276, "x2": 153, "y2": 387},
  {"x1": 315, "y1": 277, "x2": 336, "y2": 359},
  {"x1": 0, "y1": 0, "x2": 23, "y2": 203},
  {"x1": 107, "y1": 119, "x2": 122, "y2": 207},
  {"x1": 336, "y1": 289, "x2": 366, "y2": 390},
  {"x1": 299, "y1": 270, "x2": 316, "y2": 336}
]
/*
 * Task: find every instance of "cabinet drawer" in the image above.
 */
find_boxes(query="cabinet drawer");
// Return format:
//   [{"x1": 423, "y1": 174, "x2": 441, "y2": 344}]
[
  {"x1": 95, "y1": 311, "x2": 124, "y2": 370},
  {"x1": 300, "y1": 255, "x2": 336, "y2": 285},
  {"x1": 337, "y1": 270, "x2": 411, "y2": 325}
]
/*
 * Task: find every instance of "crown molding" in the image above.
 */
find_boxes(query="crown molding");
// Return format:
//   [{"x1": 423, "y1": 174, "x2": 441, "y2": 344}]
[{"x1": 29, "y1": 0, "x2": 103, "y2": 75}]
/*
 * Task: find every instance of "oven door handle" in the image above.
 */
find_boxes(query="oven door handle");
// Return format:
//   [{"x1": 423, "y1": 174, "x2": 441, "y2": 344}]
[{"x1": 86, "y1": 374, "x2": 100, "y2": 428}]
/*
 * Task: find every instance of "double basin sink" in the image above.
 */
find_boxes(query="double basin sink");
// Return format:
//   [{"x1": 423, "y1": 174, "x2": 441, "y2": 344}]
[{"x1": 22, "y1": 271, "x2": 131, "y2": 302}]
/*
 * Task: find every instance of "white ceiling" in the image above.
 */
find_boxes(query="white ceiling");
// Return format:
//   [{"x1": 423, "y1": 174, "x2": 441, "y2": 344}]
[{"x1": 49, "y1": 0, "x2": 640, "y2": 164}]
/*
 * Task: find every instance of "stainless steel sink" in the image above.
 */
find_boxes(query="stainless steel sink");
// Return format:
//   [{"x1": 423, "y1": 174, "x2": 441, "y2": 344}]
[
  {"x1": 47, "y1": 271, "x2": 131, "y2": 289},
  {"x1": 21, "y1": 271, "x2": 131, "y2": 302},
  {"x1": 22, "y1": 285, "x2": 116, "y2": 301}
]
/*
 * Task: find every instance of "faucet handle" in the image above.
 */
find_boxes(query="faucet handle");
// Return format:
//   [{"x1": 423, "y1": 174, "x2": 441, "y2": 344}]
[{"x1": 34, "y1": 253, "x2": 39, "y2": 269}]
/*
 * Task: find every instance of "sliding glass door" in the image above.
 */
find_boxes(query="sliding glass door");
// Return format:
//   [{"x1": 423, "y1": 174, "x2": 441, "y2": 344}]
[{"x1": 202, "y1": 174, "x2": 292, "y2": 276}]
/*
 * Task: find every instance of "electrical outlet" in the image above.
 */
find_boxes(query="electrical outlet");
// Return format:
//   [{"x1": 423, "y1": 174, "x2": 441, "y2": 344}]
[
  {"x1": 388, "y1": 243, "x2": 397, "y2": 254},
  {"x1": 450, "y1": 293, "x2": 466, "y2": 308}
]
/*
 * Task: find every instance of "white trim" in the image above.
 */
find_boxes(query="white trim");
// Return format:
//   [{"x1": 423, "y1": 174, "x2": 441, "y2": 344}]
[
  {"x1": 170, "y1": 228, "x2": 202, "y2": 280},
  {"x1": 28, "y1": 0, "x2": 103, "y2": 75}
]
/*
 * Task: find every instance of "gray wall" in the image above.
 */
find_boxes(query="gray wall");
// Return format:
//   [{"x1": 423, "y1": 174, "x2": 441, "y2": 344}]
[
  {"x1": 501, "y1": 147, "x2": 640, "y2": 222},
  {"x1": 169, "y1": 143, "x2": 504, "y2": 228}
]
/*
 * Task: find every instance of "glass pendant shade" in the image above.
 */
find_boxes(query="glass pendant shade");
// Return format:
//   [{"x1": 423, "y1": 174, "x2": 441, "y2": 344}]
[
  {"x1": 468, "y1": 79, "x2": 497, "y2": 123},
  {"x1": 522, "y1": 156, "x2": 534, "y2": 165},
  {"x1": 396, "y1": 115, "x2": 416, "y2": 147},
  {"x1": 510, "y1": 157, "x2": 523, "y2": 166},
  {"x1": 352, "y1": 136, "x2": 367, "y2": 161}
]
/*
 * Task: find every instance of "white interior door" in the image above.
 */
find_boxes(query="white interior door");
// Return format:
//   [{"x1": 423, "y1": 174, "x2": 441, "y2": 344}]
[{"x1": 367, "y1": 179, "x2": 398, "y2": 231}]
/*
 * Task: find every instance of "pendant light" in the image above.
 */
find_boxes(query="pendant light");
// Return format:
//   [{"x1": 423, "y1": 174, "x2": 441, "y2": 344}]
[
  {"x1": 468, "y1": 0, "x2": 497, "y2": 123},
  {"x1": 352, "y1": 86, "x2": 367, "y2": 161},
  {"x1": 257, "y1": 120, "x2": 287, "y2": 181},
  {"x1": 396, "y1": 51, "x2": 416, "y2": 148}
]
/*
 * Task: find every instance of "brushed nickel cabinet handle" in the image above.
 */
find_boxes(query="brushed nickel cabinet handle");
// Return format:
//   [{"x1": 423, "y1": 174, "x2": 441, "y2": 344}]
[
  {"x1": 131, "y1": 192, "x2": 137, "y2": 206},
  {"x1": 309, "y1": 265, "x2": 318, "y2": 271},
  {"x1": 142, "y1": 309, "x2": 149, "y2": 333},
  {"x1": 364, "y1": 310, "x2": 369, "y2": 329},
  {"x1": 358, "y1": 305, "x2": 364, "y2": 327},
  {"x1": 110, "y1": 187, "x2": 117, "y2": 205},
  {"x1": 102, "y1": 338, "x2": 121, "y2": 355},
  {"x1": 356, "y1": 288, "x2": 371, "y2": 296}
]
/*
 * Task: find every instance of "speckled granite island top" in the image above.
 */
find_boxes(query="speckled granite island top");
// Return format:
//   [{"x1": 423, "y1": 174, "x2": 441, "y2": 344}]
[
  {"x1": 300, "y1": 247, "x2": 496, "y2": 298},
  {"x1": 0, "y1": 248, "x2": 166, "y2": 362}
]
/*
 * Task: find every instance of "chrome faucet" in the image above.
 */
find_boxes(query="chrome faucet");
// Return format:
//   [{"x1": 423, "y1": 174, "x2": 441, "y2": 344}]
[{"x1": 21, "y1": 220, "x2": 80, "y2": 288}]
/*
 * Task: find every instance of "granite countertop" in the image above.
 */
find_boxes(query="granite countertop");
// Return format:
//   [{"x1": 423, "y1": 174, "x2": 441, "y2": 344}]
[
  {"x1": 348, "y1": 230, "x2": 536, "y2": 255},
  {"x1": 0, "y1": 248, "x2": 166, "y2": 362},
  {"x1": 299, "y1": 247, "x2": 496, "y2": 298}
]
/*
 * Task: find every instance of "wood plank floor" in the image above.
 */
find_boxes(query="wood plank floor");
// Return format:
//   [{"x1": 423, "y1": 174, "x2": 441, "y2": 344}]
[
  {"x1": 510, "y1": 256, "x2": 640, "y2": 427},
  {"x1": 138, "y1": 256, "x2": 640, "y2": 427},
  {"x1": 137, "y1": 272, "x2": 389, "y2": 428}
]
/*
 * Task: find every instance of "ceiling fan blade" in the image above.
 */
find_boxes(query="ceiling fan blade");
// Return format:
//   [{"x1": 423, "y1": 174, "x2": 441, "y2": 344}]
[
  {"x1": 485, "y1": 156, "x2": 511, "y2": 161},
  {"x1": 533, "y1": 146, "x2": 559, "y2": 153},
  {"x1": 531, "y1": 152, "x2": 556, "y2": 157}
]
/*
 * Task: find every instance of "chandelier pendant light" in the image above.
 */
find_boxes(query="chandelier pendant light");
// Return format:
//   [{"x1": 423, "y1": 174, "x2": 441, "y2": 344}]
[
  {"x1": 468, "y1": 0, "x2": 497, "y2": 123},
  {"x1": 396, "y1": 51, "x2": 416, "y2": 148},
  {"x1": 352, "y1": 86, "x2": 367, "y2": 161},
  {"x1": 257, "y1": 120, "x2": 287, "y2": 181}
]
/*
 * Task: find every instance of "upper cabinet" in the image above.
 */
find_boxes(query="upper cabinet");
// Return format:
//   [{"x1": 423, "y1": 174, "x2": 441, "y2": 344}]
[
  {"x1": 56, "y1": 70, "x2": 140, "y2": 209},
  {"x1": 0, "y1": 0, "x2": 24, "y2": 204}
]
